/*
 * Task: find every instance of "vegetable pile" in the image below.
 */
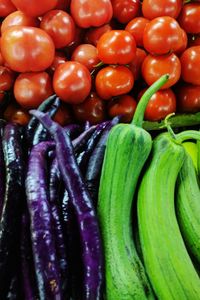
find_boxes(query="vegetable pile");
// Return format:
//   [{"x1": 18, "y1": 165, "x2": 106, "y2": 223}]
[{"x1": 0, "y1": 0, "x2": 200, "y2": 126}]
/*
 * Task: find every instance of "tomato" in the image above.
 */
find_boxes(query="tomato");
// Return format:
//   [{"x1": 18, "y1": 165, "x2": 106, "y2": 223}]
[
  {"x1": 1, "y1": 26, "x2": 55, "y2": 72},
  {"x1": 107, "y1": 94, "x2": 137, "y2": 122},
  {"x1": 112, "y1": 0, "x2": 140, "y2": 24},
  {"x1": 178, "y1": 3, "x2": 200, "y2": 34},
  {"x1": 188, "y1": 35, "x2": 200, "y2": 47},
  {"x1": 14, "y1": 71, "x2": 54, "y2": 109},
  {"x1": 65, "y1": 26, "x2": 85, "y2": 57},
  {"x1": 53, "y1": 103, "x2": 73, "y2": 125},
  {"x1": 0, "y1": 66, "x2": 15, "y2": 92},
  {"x1": 4, "y1": 102, "x2": 30, "y2": 125},
  {"x1": 70, "y1": 0, "x2": 113, "y2": 28},
  {"x1": 175, "y1": 29, "x2": 188, "y2": 55},
  {"x1": 129, "y1": 48, "x2": 147, "y2": 80},
  {"x1": 143, "y1": 16, "x2": 183, "y2": 55},
  {"x1": 1, "y1": 10, "x2": 39, "y2": 34},
  {"x1": 55, "y1": 0, "x2": 70, "y2": 10},
  {"x1": 72, "y1": 92, "x2": 106, "y2": 124},
  {"x1": 142, "y1": 0, "x2": 182, "y2": 20},
  {"x1": 95, "y1": 65, "x2": 134, "y2": 100},
  {"x1": 176, "y1": 84, "x2": 200, "y2": 113},
  {"x1": 141, "y1": 53, "x2": 181, "y2": 89},
  {"x1": 138, "y1": 88, "x2": 176, "y2": 121},
  {"x1": 71, "y1": 44, "x2": 100, "y2": 71},
  {"x1": 40, "y1": 10, "x2": 76, "y2": 49},
  {"x1": 180, "y1": 46, "x2": 200, "y2": 86},
  {"x1": 84, "y1": 24, "x2": 112, "y2": 46},
  {"x1": 10, "y1": 0, "x2": 57, "y2": 17},
  {"x1": 97, "y1": 30, "x2": 136, "y2": 65},
  {"x1": 53, "y1": 61, "x2": 91, "y2": 104},
  {"x1": 0, "y1": 0, "x2": 16, "y2": 18},
  {"x1": 48, "y1": 50, "x2": 67, "y2": 74},
  {"x1": 125, "y1": 17, "x2": 149, "y2": 47}
]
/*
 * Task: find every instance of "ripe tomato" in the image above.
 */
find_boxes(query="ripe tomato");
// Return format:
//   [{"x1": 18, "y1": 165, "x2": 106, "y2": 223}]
[
  {"x1": 0, "y1": 0, "x2": 16, "y2": 18},
  {"x1": 70, "y1": 0, "x2": 113, "y2": 28},
  {"x1": 107, "y1": 94, "x2": 137, "y2": 122},
  {"x1": 142, "y1": 0, "x2": 182, "y2": 20},
  {"x1": 129, "y1": 48, "x2": 147, "y2": 80},
  {"x1": 4, "y1": 102, "x2": 30, "y2": 125},
  {"x1": 143, "y1": 16, "x2": 183, "y2": 55},
  {"x1": 14, "y1": 71, "x2": 53, "y2": 109},
  {"x1": 141, "y1": 53, "x2": 181, "y2": 89},
  {"x1": 1, "y1": 10, "x2": 39, "y2": 34},
  {"x1": 138, "y1": 88, "x2": 176, "y2": 121},
  {"x1": 176, "y1": 84, "x2": 200, "y2": 113},
  {"x1": 53, "y1": 61, "x2": 91, "y2": 104},
  {"x1": 180, "y1": 46, "x2": 200, "y2": 86},
  {"x1": 48, "y1": 50, "x2": 67, "y2": 74},
  {"x1": 0, "y1": 66, "x2": 15, "y2": 92},
  {"x1": 112, "y1": 0, "x2": 140, "y2": 24},
  {"x1": 125, "y1": 17, "x2": 149, "y2": 47},
  {"x1": 53, "y1": 103, "x2": 73, "y2": 125},
  {"x1": 55, "y1": 0, "x2": 70, "y2": 10},
  {"x1": 72, "y1": 92, "x2": 106, "y2": 124},
  {"x1": 40, "y1": 10, "x2": 76, "y2": 49},
  {"x1": 95, "y1": 65, "x2": 134, "y2": 100},
  {"x1": 84, "y1": 24, "x2": 112, "y2": 46},
  {"x1": 71, "y1": 44, "x2": 100, "y2": 71},
  {"x1": 97, "y1": 30, "x2": 136, "y2": 65},
  {"x1": 1, "y1": 26, "x2": 55, "y2": 72},
  {"x1": 178, "y1": 3, "x2": 200, "y2": 34},
  {"x1": 175, "y1": 29, "x2": 188, "y2": 55},
  {"x1": 10, "y1": 0, "x2": 57, "y2": 17},
  {"x1": 65, "y1": 27, "x2": 85, "y2": 57}
]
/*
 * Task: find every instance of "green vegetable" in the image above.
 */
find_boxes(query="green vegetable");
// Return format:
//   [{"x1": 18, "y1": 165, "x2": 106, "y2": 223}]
[{"x1": 182, "y1": 141, "x2": 198, "y2": 171}]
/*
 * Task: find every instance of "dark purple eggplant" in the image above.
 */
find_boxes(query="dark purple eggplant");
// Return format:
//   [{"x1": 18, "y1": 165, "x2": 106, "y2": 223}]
[
  {"x1": 25, "y1": 141, "x2": 62, "y2": 300},
  {"x1": 0, "y1": 123, "x2": 24, "y2": 297},
  {"x1": 84, "y1": 120, "x2": 91, "y2": 131},
  {"x1": 0, "y1": 121, "x2": 5, "y2": 216},
  {"x1": 63, "y1": 124, "x2": 82, "y2": 139},
  {"x1": 30, "y1": 110, "x2": 103, "y2": 300},
  {"x1": 6, "y1": 275, "x2": 21, "y2": 300},
  {"x1": 85, "y1": 116, "x2": 120, "y2": 205},
  {"x1": 72, "y1": 125, "x2": 97, "y2": 153}
]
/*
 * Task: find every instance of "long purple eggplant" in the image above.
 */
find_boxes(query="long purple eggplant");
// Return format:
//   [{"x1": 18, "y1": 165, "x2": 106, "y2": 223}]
[
  {"x1": 63, "y1": 124, "x2": 82, "y2": 139},
  {"x1": 25, "y1": 141, "x2": 62, "y2": 300},
  {"x1": 30, "y1": 110, "x2": 103, "y2": 300},
  {"x1": 0, "y1": 121, "x2": 5, "y2": 216},
  {"x1": 72, "y1": 125, "x2": 97, "y2": 153},
  {"x1": 0, "y1": 123, "x2": 24, "y2": 297}
]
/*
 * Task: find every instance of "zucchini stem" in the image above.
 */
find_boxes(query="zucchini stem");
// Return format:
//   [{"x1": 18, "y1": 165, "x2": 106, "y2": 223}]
[{"x1": 176, "y1": 130, "x2": 200, "y2": 143}]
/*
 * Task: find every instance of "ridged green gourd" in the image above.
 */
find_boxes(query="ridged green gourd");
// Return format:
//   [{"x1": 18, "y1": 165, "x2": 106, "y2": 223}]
[{"x1": 98, "y1": 75, "x2": 169, "y2": 299}]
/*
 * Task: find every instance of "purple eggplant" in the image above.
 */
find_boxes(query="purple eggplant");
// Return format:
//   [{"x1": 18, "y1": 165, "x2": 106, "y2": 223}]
[
  {"x1": 25, "y1": 141, "x2": 62, "y2": 300},
  {"x1": 30, "y1": 110, "x2": 103, "y2": 300},
  {"x1": 63, "y1": 124, "x2": 82, "y2": 139},
  {"x1": 72, "y1": 125, "x2": 97, "y2": 153},
  {"x1": 0, "y1": 121, "x2": 5, "y2": 216}
]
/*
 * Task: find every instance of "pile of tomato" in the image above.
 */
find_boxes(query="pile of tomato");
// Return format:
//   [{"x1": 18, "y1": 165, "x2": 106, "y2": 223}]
[{"x1": 0, "y1": 0, "x2": 200, "y2": 125}]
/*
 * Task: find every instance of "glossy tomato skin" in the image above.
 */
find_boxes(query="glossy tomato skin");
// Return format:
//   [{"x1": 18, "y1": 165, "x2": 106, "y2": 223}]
[
  {"x1": 180, "y1": 46, "x2": 200, "y2": 86},
  {"x1": 97, "y1": 30, "x2": 136, "y2": 65},
  {"x1": 95, "y1": 65, "x2": 134, "y2": 100},
  {"x1": 143, "y1": 16, "x2": 183, "y2": 55},
  {"x1": 0, "y1": 0, "x2": 16, "y2": 17},
  {"x1": 141, "y1": 53, "x2": 181, "y2": 89},
  {"x1": 175, "y1": 29, "x2": 188, "y2": 55},
  {"x1": 14, "y1": 71, "x2": 54, "y2": 109},
  {"x1": 70, "y1": 0, "x2": 113, "y2": 28},
  {"x1": 84, "y1": 24, "x2": 112, "y2": 46},
  {"x1": 72, "y1": 92, "x2": 106, "y2": 124},
  {"x1": 142, "y1": 0, "x2": 182, "y2": 20},
  {"x1": 4, "y1": 103, "x2": 30, "y2": 125},
  {"x1": 48, "y1": 50, "x2": 67, "y2": 74},
  {"x1": 112, "y1": 0, "x2": 140, "y2": 24},
  {"x1": 40, "y1": 10, "x2": 76, "y2": 49},
  {"x1": 107, "y1": 94, "x2": 137, "y2": 122},
  {"x1": 138, "y1": 88, "x2": 176, "y2": 121},
  {"x1": 53, "y1": 61, "x2": 91, "y2": 104},
  {"x1": 71, "y1": 44, "x2": 100, "y2": 71},
  {"x1": 0, "y1": 66, "x2": 15, "y2": 92},
  {"x1": 1, "y1": 26, "x2": 55, "y2": 72},
  {"x1": 129, "y1": 48, "x2": 147, "y2": 80},
  {"x1": 176, "y1": 84, "x2": 200, "y2": 113},
  {"x1": 178, "y1": 3, "x2": 200, "y2": 34},
  {"x1": 11, "y1": 0, "x2": 57, "y2": 17},
  {"x1": 125, "y1": 17, "x2": 149, "y2": 47}
]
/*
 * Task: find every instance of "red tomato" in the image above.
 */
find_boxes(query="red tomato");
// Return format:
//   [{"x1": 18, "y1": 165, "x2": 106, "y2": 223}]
[
  {"x1": 142, "y1": 0, "x2": 182, "y2": 20},
  {"x1": 0, "y1": 0, "x2": 16, "y2": 17},
  {"x1": 188, "y1": 35, "x2": 200, "y2": 47},
  {"x1": 178, "y1": 3, "x2": 200, "y2": 34},
  {"x1": 176, "y1": 84, "x2": 200, "y2": 113},
  {"x1": 4, "y1": 102, "x2": 30, "y2": 125},
  {"x1": 1, "y1": 10, "x2": 39, "y2": 34},
  {"x1": 108, "y1": 94, "x2": 137, "y2": 122},
  {"x1": 53, "y1": 103, "x2": 73, "y2": 125},
  {"x1": 84, "y1": 24, "x2": 112, "y2": 46},
  {"x1": 180, "y1": 46, "x2": 200, "y2": 86},
  {"x1": 14, "y1": 71, "x2": 54, "y2": 109},
  {"x1": 48, "y1": 50, "x2": 67, "y2": 74},
  {"x1": 55, "y1": 0, "x2": 70, "y2": 10},
  {"x1": 65, "y1": 26, "x2": 85, "y2": 57},
  {"x1": 53, "y1": 61, "x2": 91, "y2": 104},
  {"x1": 70, "y1": 0, "x2": 113, "y2": 28},
  {"x1": 138, "y1": 88, "x2": 176, "y2": 121},
  {"x1": 143, "y1": 16, "x2": 183, "y2": 55},
  {"x1": 175, "y1": 29, "x2": 188, "y2": 55},
  {"x1": 112, "y1": 0, "x2": 140, "y2": 24},
  {"x1": 10, "y1": 0, "x2": 57, "y2": 17},
  {"x1": 141, "y1": 53, "x2": 181, "y2": 89},
  {"x1": 40, "y1": 10, "x2": 76, "y2": 49},
  {"x1": 71, "y1": 44, "x2": 100, "y2": 71},
  {"x1": 125, "y1": 17, "x2": 149, "y2": 47},
  {"x1": 95, "y1": 65, "x2": 134, "y2": 100},
  {"x1": 129, "y1": 48, "x2": 147, "y2": 80},
  {"x1": 1, "y1": 26, "x2": 55, "y2": 72},
  {"x1": 97, "y1": 30, "x2": 136, "y2": 65},
  {"x1": 72, "y1": 92, "x2": 106, "y2": 124},
  {"x1": 0, "y1": 66, "x2": 15, "y2": 92}
]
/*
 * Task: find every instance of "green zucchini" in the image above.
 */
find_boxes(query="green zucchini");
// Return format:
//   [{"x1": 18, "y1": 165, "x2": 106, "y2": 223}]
[
  {"x1": 137, "y1": 131, "x2": 200, "y2": 300},
  {"x1": 98, "y1": 75, "x2": 169, "y2": 299}
]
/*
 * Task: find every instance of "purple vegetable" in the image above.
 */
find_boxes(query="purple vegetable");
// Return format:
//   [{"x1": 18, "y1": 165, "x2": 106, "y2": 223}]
[
  {"x1": 63, "y1": 124, "x2": 82, "y2": 139},
  {"x1": 25, "y1": 141, "x2": 62, "y2": 300},
  {"x1": 6, "y1": 275, "x2": 22, "y2": 300},
  {"x1": 0, "y1": 122, "x2": 5, "y2": 216},
  {"x1": 72, "y1": 125, "x2": 97, "y2": 153},
  {"x1": 30, "y1": 110, "x2": 103, "y2": 300}
]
